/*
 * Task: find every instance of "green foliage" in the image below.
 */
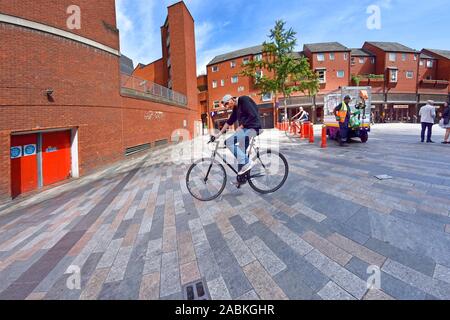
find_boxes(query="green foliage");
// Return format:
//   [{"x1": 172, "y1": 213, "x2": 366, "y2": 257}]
[{"x1": 241, "y1": 20, "x2": 319, "y2": 105}]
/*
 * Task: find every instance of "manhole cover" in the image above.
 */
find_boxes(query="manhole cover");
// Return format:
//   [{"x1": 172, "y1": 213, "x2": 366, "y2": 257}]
[
  {"x1": 375, "y1": 175, "x2": 393, "y2": 180},
  {"x1": 183, "y1": 279, "x2": 210, "y2": 300}
]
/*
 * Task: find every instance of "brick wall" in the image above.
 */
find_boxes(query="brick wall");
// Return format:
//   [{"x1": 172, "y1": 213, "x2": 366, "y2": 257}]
[
  {"x1": 304, "y1": 49, "x2": 351, "y2": 94},
  {"x1": 0, "y1": 1, "x2": 199, "y2": 201},
  {"x1": 0, "y1": 0, "x2": 119, "y2": 49},
  {"x1": 132, "y1": 59, "x2": 167, "y2": 87}
]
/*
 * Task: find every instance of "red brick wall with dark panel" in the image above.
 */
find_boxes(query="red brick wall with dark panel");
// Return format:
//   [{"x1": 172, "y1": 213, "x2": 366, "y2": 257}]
[
  {"x1": 417, "y1": 58, "x2": 448, "y2": 95},
  {"x1": 133, "y1": 59, "x2": 167, "y2": 87},
  {"x1": 0, "y1": 0, "x2": 119, "y2": 49}
]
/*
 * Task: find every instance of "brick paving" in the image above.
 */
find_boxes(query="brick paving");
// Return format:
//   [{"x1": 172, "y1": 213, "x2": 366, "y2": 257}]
[{"x1": 0, "y1": 124, "x2": 450, "y2": 300}]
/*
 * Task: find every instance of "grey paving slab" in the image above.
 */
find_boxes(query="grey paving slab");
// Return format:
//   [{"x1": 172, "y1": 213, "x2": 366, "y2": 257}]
[
  {"x1": 345, "y1": 256, "x2": 428, "y2": 300},
  {"x1": 204, "y1": 224, "x2": 253, "y2": 299},
  {"x1": 364, "y1": 237, "x2": 437, "y2": 277},
  {"x1": 305, "y1": 249, "x2": 368, "y2": 299},
  {"x1": 159, "y1": 251, "x2": 181, "y2": 298},
  {"x1": 318, "y1": 281, "x2": 357, "y2": 300}
]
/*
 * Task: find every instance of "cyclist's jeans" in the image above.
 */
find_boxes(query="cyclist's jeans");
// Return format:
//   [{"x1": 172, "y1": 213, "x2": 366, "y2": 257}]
[{"x1": 225, "y1": 129, "x2": 256, "y2": 171}]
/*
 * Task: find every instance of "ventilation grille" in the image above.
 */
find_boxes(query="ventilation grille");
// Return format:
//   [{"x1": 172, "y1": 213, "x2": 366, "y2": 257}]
[
  {"x1": 125, "y1": 143, "x2": 151, "y2": 156},
  {"x1": 183, "y1": 279, "x2": 210, "y2": 300},
  {"x1": 154, "y1": 139, "x2": 169, "y2": 147}
]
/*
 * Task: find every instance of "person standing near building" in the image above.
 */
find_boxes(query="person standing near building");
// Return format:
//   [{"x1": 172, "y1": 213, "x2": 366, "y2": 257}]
[
  {"x1": 439, "y1": 101, "x2": 450, "y2": 144},
  {"x1": 213, "y1": 94, "x2": 262, "y2": 175},
  {"x1": 419, "y1": 100, "x2": 437, "y2": 143},
  {"x1": 334, "y1": 95, "x2": 352, "y2": 146}
]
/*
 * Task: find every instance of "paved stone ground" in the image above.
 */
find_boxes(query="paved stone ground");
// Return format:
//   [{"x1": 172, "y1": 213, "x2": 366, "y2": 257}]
[{"x1": 0, "y1": 124, "x2": 449, "y2": 300}]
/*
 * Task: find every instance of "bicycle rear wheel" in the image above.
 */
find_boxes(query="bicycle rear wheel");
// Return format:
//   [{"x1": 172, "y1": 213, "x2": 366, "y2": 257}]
[
  {"x1": 248, "y1": 150, "x2": 289, "y2": 194},
  {"x1": 186, "y1": 158, "x2": 227, "y2": 201}
]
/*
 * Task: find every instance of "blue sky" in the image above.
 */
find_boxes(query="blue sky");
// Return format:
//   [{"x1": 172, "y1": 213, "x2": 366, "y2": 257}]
[{"x1": 116, "y1": 0, "x2": 450, "y2": 75}]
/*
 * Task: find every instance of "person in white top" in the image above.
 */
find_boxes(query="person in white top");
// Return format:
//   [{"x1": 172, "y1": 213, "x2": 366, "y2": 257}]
[{"x1": 419, "y1": 100, "x2": 436, "y2": 143}]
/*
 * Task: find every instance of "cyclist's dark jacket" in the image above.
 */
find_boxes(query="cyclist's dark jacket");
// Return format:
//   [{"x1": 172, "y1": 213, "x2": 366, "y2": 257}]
[{"x1": 226, "y1": 96, "x2": 262, "y2": 129}]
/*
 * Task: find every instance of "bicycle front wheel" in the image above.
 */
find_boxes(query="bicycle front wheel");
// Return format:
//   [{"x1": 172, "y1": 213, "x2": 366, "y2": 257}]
[
  {"x1": 248, "y1": 150, "x2": 289, "y2": 194},
  {"x1": 186, "y1": 158, "x2": 227, "y2": 201}
]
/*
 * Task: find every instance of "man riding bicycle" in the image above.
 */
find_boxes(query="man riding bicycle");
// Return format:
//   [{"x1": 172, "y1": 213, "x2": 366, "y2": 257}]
[
  {"x1": 292, "y1": 107, "x2": 309, "y2": 124},
  {"x1": 212, "y1": 94, "x2": 262, "y2": 176}
]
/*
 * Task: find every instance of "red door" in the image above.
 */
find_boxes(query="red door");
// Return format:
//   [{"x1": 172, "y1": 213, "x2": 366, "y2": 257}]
[
  {"x1": 42, "y1": 131, "x2": 72, "y2": 186},
  {"x1": 11, "y1": 134, "x2": 38, "y2": 198}
]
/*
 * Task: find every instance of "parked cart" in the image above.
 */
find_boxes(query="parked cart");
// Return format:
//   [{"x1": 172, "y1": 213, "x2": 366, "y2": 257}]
[{"x1": 323, "y1": 87, "x2": 372, "y2": 143}]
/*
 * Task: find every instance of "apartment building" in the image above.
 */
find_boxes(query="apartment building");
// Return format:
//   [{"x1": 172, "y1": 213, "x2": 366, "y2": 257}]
[
  {"x1": 206, "y1": 45, "x2": 276, "y2": 129},
  {"x1": 204, "y1": 41, "x2": 449, "y2": 127}
]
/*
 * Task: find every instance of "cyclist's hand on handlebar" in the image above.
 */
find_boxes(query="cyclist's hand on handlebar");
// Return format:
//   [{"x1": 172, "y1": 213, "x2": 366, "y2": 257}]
[{"x1": 208, "y1": 134, "x2": 219, "y2": 144}]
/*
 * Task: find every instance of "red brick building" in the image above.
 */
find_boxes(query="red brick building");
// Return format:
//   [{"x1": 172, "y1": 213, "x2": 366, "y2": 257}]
[
  {"x1": 203, "y1": 41, "x2": 449, "y2": 127},
  {"x1": 0, "y1": 1, "x2": 200, "y2": 202}
]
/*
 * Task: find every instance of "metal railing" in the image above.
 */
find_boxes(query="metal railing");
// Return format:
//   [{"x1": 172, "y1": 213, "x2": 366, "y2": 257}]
[{"x1": 121, "y1": 73, "x2": 187, "y2": 106}]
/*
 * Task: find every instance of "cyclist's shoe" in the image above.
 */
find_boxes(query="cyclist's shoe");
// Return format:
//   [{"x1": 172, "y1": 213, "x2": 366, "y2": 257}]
[{"x1": 238, "y1": 160, "x2": 255, "y2": 175}]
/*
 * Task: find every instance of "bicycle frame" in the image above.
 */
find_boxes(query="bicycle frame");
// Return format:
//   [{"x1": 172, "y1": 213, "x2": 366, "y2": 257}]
[{"x1": 205, "y1": 135, "x2": 265, "y2": 180}]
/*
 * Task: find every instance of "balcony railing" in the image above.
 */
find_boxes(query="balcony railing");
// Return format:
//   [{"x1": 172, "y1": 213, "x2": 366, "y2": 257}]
[{"x1": 121, "y1": 73, "x2": 187, "y2": 106}]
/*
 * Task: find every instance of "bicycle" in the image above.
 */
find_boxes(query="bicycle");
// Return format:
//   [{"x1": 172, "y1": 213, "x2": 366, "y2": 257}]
[{"x1": 186, "y1": 132, "x2": 289, "y2": 202}]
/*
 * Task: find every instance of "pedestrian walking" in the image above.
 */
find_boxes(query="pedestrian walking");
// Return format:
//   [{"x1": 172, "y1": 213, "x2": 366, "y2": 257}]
[
  {"x1": 419, "y1": 100, "x2": 436, "y2": 143},
  {"x1": 439, "y1": 101, "x2": 450, "y2": 144}
]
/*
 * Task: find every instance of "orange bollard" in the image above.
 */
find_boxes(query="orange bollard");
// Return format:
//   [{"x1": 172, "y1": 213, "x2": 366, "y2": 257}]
[
  {"x1": 309, "y1": 123, "x2": 315, "y2": 143},
  {"x1": 300, "y1": 123, "x2": 305, "y2": 138},
  {"x1": 304, "y1": 121, "x2": 310, "y2": 139},
  {"x1": 321, "y1": 125, "x2": 327, "y2": 148}
]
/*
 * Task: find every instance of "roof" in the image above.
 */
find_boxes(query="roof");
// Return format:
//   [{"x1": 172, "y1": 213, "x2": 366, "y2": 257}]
[
  {"x1": 351, "y1": 48, "x2": 375, "y2": 57},
  {"x1": 303, "y1": 42, "x2": 349, "y2": 53},
  {"x1": 365, "y1": 42, "x2": 416, "y2": 53},
  {"x1": 420, "y1": 52, "x2": 436, "y2": 60},
  {"x1": 120, "y1": 55, "x2": 134, "y2": 75},
  {"x1": 207, "y1": 45, "x2": 263, "y2": 66},
  {"x1": 424, "y1": 49, "x2": 450, "y2": 60}
]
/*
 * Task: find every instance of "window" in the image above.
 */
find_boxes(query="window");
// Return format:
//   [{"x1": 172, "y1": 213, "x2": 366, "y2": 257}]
[
  {"x1": 255, "y1": 70, "x2": 263, "y2": 83},
  {"x1": 316, "y1": 69, "x2": 326, "y2": 83},
  {"x1": 213, "y1": 100, "x2": 220, "y2": 108},
  {"x1": 371, "y1": 57, "x2": 375, "y2": 64},
  {"x1": 220, "y1": 79, "x2": 225, "y2": 87},
  {"x1": 231, "y1": 76, "x2": 238, "y2": 84},
  {"x1": 351, "y1": 57, "x2": 356, "y2": 66},
  {"x1": 212, "y1": 65, "x2": 219, "y2": 72},
  {"x1": 212, "y1": 80, "x2": 218, "y2": 88},
  {"x1": 262, "y1": 92, "x2": 273, "y2": 102},
  {"x1": 359, "y1": 58, "x2": 365, "y2": 64},
  {"x1": 414, "y1": 54, "x2": 418, "y2": 61},
  {"x1": 317, "y1": 54, "x2": 325, "y2": 62},
  {"x1": 427, "y1": 60, "x2": 434, "y2": 68},
  {"x1": 343, "y1": 53, "x2": 348, "y2": 61},
  {"x1": 337, "y1": 70, "x2": 345, "y2": 78},
  {"x1": 420, "y1": 60, "x2": 424, "y2": 66},
  {"x1": 238, "y1": 86, "x2": 245, "y2": 92},
  {"x1": 329, "y1": 53, "x2": 335, "y2": 60},
  {"x1": 426, "y1": 75, "x2": 433, "y2": 80},
  {"x1": 243, "y1": 57, "x2": 250, "y2": 64},
  {"x1": 402, "y1": 53, "x2": 407, "y2": 61},
  {"x1": 406, "y1": 71, "x2": 414, "y2": 79},
  {"x1": 230, "y1": 61, "x2": 236, "y2": 68},
  {"x1": 390, "y1": 69, "x2": 398, "y2": 83},
  {"x1": 389, "y1": 53, "x2": 396, "y2": 62},
  {"x1": 254, "y1": 54, "x2": 263, "y2": 61}
]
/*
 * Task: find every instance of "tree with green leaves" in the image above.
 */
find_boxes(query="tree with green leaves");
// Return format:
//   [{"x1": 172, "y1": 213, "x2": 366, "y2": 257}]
[{"x1": 241, "y1": 20, "x2": 319, "y2": 125}]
